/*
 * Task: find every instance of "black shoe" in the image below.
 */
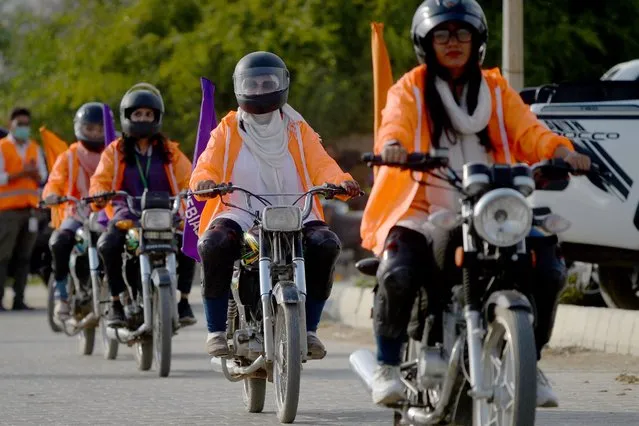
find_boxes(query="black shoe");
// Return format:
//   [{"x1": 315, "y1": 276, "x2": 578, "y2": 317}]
[
  {"x1": 12, "y1": 301, "x2": 34, "y2": 311},
  {"x1": 178, "y1": 299, "x2": 197, "y2": 326},
  {"x1": 106, "y1": 301, "x2": 126, "y2": 327}
]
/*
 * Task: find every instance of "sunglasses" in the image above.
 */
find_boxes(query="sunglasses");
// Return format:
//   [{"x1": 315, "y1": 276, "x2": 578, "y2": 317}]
[
  {"x1": 432, "y1": 28, "x2": 473, "y2": 45},
  {"x1": 243, "y1": 78, "x2": 279, "y2": 92}
]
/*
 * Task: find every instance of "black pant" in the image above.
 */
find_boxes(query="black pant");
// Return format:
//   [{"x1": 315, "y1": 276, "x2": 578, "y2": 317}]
[
  {"x1": 374, "y1": 226, "x2": 566, "y2": 360},
  {"x1": 0, "y1": 209, "x2": 38, "y2": 305},
  {"x1": 97, "y1": 223, "x2": 196, "y2": 297},
  {"x1": 197, "y1": 218, "x2": 341, "y2": 301},
  {"x1": 49, "y1": 229, "x2": 76, "y2": 281}
]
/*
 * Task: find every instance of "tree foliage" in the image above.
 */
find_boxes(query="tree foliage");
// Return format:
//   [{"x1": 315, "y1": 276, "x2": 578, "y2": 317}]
[{"x1": 0, "y1": 0, "x2": 638, "y2": 156}]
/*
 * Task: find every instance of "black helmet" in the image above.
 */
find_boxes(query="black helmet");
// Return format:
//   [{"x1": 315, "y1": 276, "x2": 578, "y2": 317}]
[
  {"x1": 233, "y1": 51, "x2": 290, "y2": 114},
  {"x1": 411, "y1": 0, "x2": 488, "y2": 65},
  {"x1": 119, "y1": 83, "x2": 164, "y2": 138},
  {"x1": 74, "y1": 102, "x2": 106, "y2": 152}
]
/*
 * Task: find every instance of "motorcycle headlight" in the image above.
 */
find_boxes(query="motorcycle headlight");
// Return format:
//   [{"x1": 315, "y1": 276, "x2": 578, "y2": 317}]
[
  {"x1": 262, "y1": 206, "x2": 302, "y2": 232},
  {"x1": 140, "y1": 209, "x2": 172, "y2": 230},
  {"x1": 74, "y1": 228, "x2": 88, "y2": 254},
  {"x1": 473, "y1": 188, "x2": 532, "y2": 247}
]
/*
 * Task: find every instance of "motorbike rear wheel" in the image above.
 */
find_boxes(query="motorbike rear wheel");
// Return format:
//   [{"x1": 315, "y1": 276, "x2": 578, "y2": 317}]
[
  {"x1": 46, "y1": 276, "x2": 62, "y2": 333},
  {"x1": 273, "y1": 303, "x2": 301, "y2": 424},
  {"x1": 134, "y1": 338, "x2": 153, "y2": 371},
  {"x1": 242, "y1": 377, "x2": 267, "y2": 413},
  {"x1": 99, "y1": 279, "x2": 119, "y2": 360},
  {"x1": 477, "y1": 307, "x2": 536, "y2": 426},
  {"x1": 78, "y1": 327, "x2": 96, "y2": 355}
]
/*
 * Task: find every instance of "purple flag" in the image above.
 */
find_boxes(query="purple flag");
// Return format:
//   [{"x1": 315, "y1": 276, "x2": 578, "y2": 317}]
[
  {"x1": 102, "y1": 103, "x2": 117, "y2": 146},
  {"x1": 181, "y1": 78, "x2": 218, "y2": 262}
]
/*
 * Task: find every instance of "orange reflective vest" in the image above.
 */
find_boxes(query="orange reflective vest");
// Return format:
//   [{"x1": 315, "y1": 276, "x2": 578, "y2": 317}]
[
  {"x1": 89, "y1": 138, "x2": 192, "y2": 218},
  {"x1": 190, "y1": 111, "x2": 353, "y2": 235},
  {"x1": 43, "y1": 142, "x2": 98, "y2": 227},
  {"x1": 0, "y1": 136, "x2": 47, "y2": 211},
  {"x1": 360, "y1": 65, "x2": 575, "y2": 255}
]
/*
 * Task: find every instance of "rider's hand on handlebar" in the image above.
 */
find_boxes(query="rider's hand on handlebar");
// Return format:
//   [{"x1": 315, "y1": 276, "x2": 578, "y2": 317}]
[
  {"x1": 553, "y1": 145, "x2": 591, "y2": 171},
  {"x1": 563, "y1": 152, "x2": 591, "y2": 171},
  {"x1": 340, "y1": 180, "x2": 361, "y2": 198},
  {"x1": 195, "y1": 180, "x2": 218, "y2": 198},
  {"x1": 44, "y1": 194, "x2": 61, "y2": 205},
  {"x1": 93, "y1": 191, "x2": 110, "y2": 208},
  {"x1": 381, "y1": 142, "x2": 407, "y2": 164}
]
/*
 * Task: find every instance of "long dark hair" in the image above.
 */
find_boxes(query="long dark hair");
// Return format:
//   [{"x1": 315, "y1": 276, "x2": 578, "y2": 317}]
[
  {"x1": 424, "y1": 35, "x2": 491, "y2": 151},
  {"x1": 119, "y1": 133, "x2": 173, "y2": 165}
]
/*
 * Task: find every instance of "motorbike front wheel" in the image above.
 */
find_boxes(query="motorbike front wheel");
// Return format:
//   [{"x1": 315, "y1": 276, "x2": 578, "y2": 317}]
[
  {"x1": 154, "y1": 285, "x2": 173, "y2": 377},
  {"x1": 478, "y1": 307, "x2": 536, "y2": 426},
  {"x1": 273, "y1": 303, "x2": 301, "y2": 424}
]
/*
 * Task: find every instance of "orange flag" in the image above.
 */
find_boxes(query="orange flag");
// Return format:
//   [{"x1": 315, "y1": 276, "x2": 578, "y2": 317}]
[
  {"x1": 39, "y1": 126, "x2": 69, "y2": 228},
  {"x1": 39, "y1": 126, "x2": 68, "y2": 171},
  {"x1": 372, "y1": 22, "x2": 394, "y2": 152}
]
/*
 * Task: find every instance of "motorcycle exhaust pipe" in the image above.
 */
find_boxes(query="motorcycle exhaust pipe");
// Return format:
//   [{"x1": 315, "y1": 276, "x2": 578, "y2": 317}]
[
  {"x1": 348, "y1": 349, "x2": 377, "y2": 393},
  {"x1": 105, "y1": 323, "x2": 149, "y2": 342},
  {"x1": 210, "y1": 355, "x2": 266, "y2": 382},
  {"x1": 406, "y1": 337, "x2": 464, "y2": 425},
  {"x1": 67, "y1": 312, "x2": 98, "y2": 330}
]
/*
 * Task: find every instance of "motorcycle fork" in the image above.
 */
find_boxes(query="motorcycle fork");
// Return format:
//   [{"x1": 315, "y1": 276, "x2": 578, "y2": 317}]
[{"x1": 259, "y1": 228, "x2": 275, "y2": 362}]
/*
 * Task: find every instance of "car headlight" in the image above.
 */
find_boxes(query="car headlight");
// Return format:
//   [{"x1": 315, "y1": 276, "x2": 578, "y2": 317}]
[
  {"x1": 262, "y1": 206, "x2": 302, "y2": 232},
  {"x1": 473, "y1": 188, "x2": 532, "y2": 247},
  {"x1": 140, "y1": 209, "x2": 172, "y2": 230}
]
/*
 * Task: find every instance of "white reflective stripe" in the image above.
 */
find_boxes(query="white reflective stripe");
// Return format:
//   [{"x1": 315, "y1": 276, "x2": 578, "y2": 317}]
[
  {"x1": 67, "y1": 151, "x2": 74, "y2": 197},
  {"x1": 167, "y1": 163, "x2": 184, "y2": 215},
  {"x1": 222, "y1": 125, "x2": 230, "y2": 180},
  {"x1": 111, "y1": 149, "x2": 119, "y2": 190},
  {"x1": 0, "y1": 189, "x2": 40, "y2": 198},
  {"x1": 36, "y1": 145, "x2": 48, "y2": 182},
  {"x1": 0, "y1": 145, "x2": 6, "y2": 185},
  {"x1": 412, "y1": 85, "x2": 425, "y2": 180},
  {"x1": 412, "y1": 85, "x2": 423, "y2": 153},
  {"x1": 294, "y1": 123, "x2": 321, "y2": 218},
  {"x1": 495, "y1": 87, "x2": 512, "y2": 164},
  {"x1": 0, "y1": 144, "x2": 5, "y2": 175}
]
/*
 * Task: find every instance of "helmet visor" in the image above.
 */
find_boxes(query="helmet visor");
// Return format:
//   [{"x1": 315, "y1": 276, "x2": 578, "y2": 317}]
[
  {"x1": 75, "y1": 121, "x2": 104, "y2": 143},
  {"x1": 233, "y1": 67, "x2": 289, "y2": 96}
]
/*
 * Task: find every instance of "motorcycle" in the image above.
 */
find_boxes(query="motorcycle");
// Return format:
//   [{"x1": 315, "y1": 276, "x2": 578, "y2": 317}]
[
  {"x1": 41, "y1": 196, "x2": 117, "y2": 358},
  {"x1": 194, "y1": 182, "x2": 357, "y2": 424},
  {"x1": 90, "y1": 190, "x2": 186, "y2": 377},
  {"x1": 350, "y1": 153, "x2": 583, "y2": 426}
]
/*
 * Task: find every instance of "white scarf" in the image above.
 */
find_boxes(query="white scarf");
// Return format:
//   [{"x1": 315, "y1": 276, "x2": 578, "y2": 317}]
[
  {"x1": 237, "y1": 104, "x2": 305, "y2": 201},
  {"x1": 426, "y1": 76, "x2": 493, "y2": 213}
]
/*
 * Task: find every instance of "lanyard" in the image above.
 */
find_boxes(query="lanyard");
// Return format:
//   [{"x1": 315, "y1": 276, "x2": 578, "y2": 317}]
[{"x1": 135, "y1": 152, "x2": 152, "y2": 189}]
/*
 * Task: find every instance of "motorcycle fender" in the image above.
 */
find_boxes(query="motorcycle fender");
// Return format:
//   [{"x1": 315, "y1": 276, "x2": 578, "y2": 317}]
[
  {"x1": 272, "y1": 280, "x2": 299, "y2": 304},
  {"x1": 484, "y1": 290, "x2": 533, "y2": 324},
  {"x1": 151, "y1": 267, "x2": 172, "y2": 288}
]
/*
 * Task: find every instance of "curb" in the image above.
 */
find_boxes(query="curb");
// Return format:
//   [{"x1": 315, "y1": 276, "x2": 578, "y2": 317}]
[{"x1": 324, "y1": 282, "x2": 639, "y2": 356}]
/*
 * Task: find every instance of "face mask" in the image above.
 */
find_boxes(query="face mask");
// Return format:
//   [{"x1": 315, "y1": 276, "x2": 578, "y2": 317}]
[{"x1": 13, "y1": 126, "x2": 30, "y2": 141}]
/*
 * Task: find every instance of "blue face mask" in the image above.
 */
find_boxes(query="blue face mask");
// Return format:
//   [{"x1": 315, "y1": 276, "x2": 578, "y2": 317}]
[{"x1": 13, "y1": 126, "x2": 30, "y2": 141}]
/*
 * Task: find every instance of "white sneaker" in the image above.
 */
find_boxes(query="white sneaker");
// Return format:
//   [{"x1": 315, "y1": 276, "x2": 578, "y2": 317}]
[
  {"x1": 54, "y1": 300, "x2": 70, "y2": 320},
  {"x1": 371, "y1": 364, "x2": 404, "y2": 405},
  {"x1": 536, "y1": 368, "x2": 559, "y2": 407}
]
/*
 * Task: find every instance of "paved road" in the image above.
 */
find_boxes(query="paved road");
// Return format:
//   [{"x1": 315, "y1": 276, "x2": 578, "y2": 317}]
[{"x1": 1, "y1": 287, "x2": 639, "y2": 425}]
